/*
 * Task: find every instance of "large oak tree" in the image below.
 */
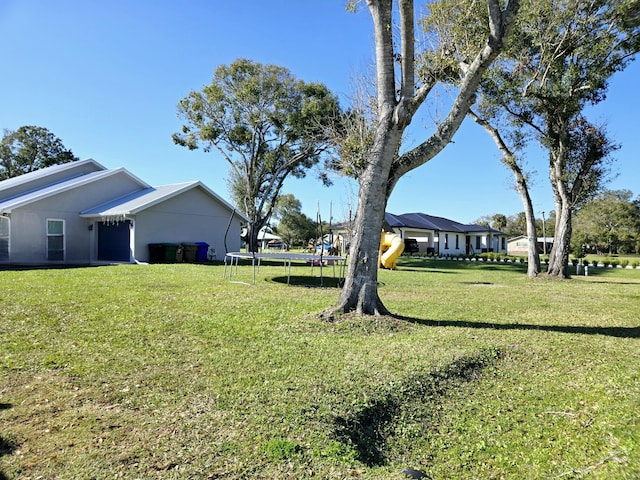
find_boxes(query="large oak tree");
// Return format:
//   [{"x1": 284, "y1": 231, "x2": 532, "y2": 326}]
[
  {"x1": 468, "y1": 0, "x2": 639, "y2": 277},
  {"x1": 173, "y1": 59, "x2": 340, "y2": 252},
  {"x1": 325, "y1": 0, "x2": 519, "y2": 317},
  {"x1": 0, "y1": 126, "x2": 78, "y2": 180}
]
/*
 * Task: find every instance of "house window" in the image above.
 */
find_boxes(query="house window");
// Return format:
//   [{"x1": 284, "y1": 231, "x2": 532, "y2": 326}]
[
  {"x1": 501, "y1": 237, "x2": 506, "y2": 250},
  {"x1": 47, "y1": 219, "x2": 65, "y2": 261},
  {"x1": 455, "y1": 234, "x2": 459, "y2": 249},
  {"x1": 0, "y1": 216, "x2": 8, "y2": 261},
  {"x1": 475, "y1": 236, "x2": 481, "y2": 249},
  {"x1": 444, "y1": 233, "x2": 449, "y2": 249}
]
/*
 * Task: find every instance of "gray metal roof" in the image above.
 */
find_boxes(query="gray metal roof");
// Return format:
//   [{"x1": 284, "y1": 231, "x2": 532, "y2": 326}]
[
  {"x1": 0, "y1": 159, "x2": 249, "y2": 223},
  {"x1": 0, "y1": 159, "x2": 109, "y2": 205},
  {"x1": 0, "y1": 169, "x2": 140, "y2": 213},
  {"x1": 80, "y1": 183, "x2": 194, "y2": 217},
  {"x1": 0, "y1": 159, "x2": 105, "y2": 191},
  {"x1": 80, "y1": 181, "x2": 250, "y2": 222}
]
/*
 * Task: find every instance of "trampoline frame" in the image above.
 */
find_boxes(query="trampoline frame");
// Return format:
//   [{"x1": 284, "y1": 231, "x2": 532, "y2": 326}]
[{"x1": 223, "y1": 251, "x2": 347, "y2": 285}]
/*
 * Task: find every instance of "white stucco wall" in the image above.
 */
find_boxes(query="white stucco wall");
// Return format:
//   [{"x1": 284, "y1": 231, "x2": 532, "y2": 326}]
[
  {"x1": 132, "y1": 186, "x2": 243, "y2": 263},
  {"x1": 6, "y1": 173, "x2": 144, "y2": 264}
]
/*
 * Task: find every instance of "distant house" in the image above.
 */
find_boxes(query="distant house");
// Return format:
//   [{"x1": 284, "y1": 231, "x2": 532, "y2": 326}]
[
  {"x1": 0, "y1": 159, "x2": 249, "y2": 265},
  {"x1": 330, "y1": 212, "x2": 508, "y2": 256},
  {"x1": 507, "y1": 236, "x2": 554, "y2": 256},
  {"x1": 257, "y1": 229, "x2": 284, "y2": 250}
]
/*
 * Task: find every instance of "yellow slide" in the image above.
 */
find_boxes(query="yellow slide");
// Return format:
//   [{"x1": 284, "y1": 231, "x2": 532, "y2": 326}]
[{"x1": 379, "y1": 231, "x2": 405, "y2": 270}]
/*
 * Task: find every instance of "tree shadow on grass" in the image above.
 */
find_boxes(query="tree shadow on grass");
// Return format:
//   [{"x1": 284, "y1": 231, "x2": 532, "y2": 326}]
[
  {"x1": 396, "y1": 315, "x2": 640, "y2": 339},
  {"x1": 333, "y1": 349, "x2": 503, "y2": 466},
  {"x1": 396, "y1": 268, "x2": 459, "y2": 274},
  {"x1": 268, "y1": 275, "x2": 343, "y2": 288},
  {"x1": 0, "y1": 403, "x2": 15, "y2": 480}
]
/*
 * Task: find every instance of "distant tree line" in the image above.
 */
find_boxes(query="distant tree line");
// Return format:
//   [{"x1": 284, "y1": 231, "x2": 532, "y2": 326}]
[
  {"x1": 572, "y1": 190, "x2": 640, "y2": 256},
  {"x1": 477, "y1": 189, "x2": 640, "y2": 255},
  {"x1": 269, "y1": 194, "x2": 321, "y2": 249}
]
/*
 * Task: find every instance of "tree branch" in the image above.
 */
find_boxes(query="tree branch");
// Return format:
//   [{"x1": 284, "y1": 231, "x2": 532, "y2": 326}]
[
  {"x1": 367, "y1": 0, "x2": 397, "y2": 109},
  {"x1": 386, "y1": 0, "x2": 520, "y2": 198}
]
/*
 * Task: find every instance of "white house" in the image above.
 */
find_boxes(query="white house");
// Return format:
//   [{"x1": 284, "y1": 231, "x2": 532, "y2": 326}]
[
  {"x1": 0, "y1": 159, "x2": 249, "y2": 265},
  {"x1": 257, "y1": 229, "x2": 284, "y2": 250},
  {"x1": 330, "y1": 212, "x2": 508, "y2": 256},
  {"x1": 507, "y1": 235, "x2": 554, "y2": 256},
  {"x1": 384, "y1": 212, "x2": 507, "y2": 255}
]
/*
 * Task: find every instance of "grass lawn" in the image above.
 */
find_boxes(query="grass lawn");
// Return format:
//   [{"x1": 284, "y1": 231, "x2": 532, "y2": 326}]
[{"x1": 1, "y1": 258, "x2": 638, "y2": 479}]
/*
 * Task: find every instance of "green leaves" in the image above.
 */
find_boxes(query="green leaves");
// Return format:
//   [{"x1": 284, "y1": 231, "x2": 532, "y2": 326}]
[
  {"x1": 173, "y1": 58, "x2": 341, "y2": 252},
  {"x1": 0, "y1": 126, "x2": 78, "y2": 180}
]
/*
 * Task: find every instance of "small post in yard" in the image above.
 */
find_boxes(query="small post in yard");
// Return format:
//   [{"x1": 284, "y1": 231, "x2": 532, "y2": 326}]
[{"x1": 585, "y1": 265, "x2": 589, "y2": 276}]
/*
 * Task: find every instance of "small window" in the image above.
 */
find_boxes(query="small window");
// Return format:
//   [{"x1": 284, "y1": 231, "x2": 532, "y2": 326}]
[
  {"x1": 0, "y1": 216, "x2": 9, "y2": 261},
  {"x1": 47, "y1": 219, "x2": 65, "y2": 261},
  {"x1": 501, "y1": 237, "x2": 506, "y2": 250},
  {"x1": 444, "y1": 233, "x2": 449, "y2": 249},
  {"x1": 475, "y1": 236, "x2": 481, "y2": 249},
  {"x1": 455, "y1": 234, "x2": 459, "y2": 250}
]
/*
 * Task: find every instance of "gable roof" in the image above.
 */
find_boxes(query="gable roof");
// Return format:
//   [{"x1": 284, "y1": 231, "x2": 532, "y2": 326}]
[
  {"x1": 0, "y1": 158, "x2": 248, "y2": 223},
  {"x1": 80, "y1": 181, "x2": 250, "y2": 222},
  {"x1": 0, "y1": 168, "x2": 149, "y2": 213},
  {"x1": 386, "y1": 212, "x2": 506, "y2": 235},
  {"x1": 391, "y1": 212, "x2": 467, "y2": 232},
  {"x1": 0, "y1": 158, "x2": 106, "y2": 203},
  {"x1": 330, "y1": 213, "x2": 507, "y2": 236}
]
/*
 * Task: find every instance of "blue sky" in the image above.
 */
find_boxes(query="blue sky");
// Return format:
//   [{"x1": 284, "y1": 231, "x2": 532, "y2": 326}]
[{"x1": 1, "y1": 1, "x2": 638, "y2": 225}]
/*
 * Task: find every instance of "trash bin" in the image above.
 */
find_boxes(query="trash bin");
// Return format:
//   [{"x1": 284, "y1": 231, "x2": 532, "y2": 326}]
[
  {"x1": 181, "y1": 243, "x2": 198, "y2": 263},
  {"x1": 163, "y1": 243, "x2": 180, "y2": 263},
  {"x1": 195, "y1": 242, "x2": 209, "y2": 262},
  {"x1": 149, "y1": 243, "x2": 166, "y2": 263}
]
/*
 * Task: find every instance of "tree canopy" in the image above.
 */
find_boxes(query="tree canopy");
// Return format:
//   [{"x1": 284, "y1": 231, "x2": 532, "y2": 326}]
[
  {"x1": 476, "y1": 0, "x2": 638, "y2": 276},
  {"x1": 432, "y1": 0, "x2": 639, "y2": 277},
  {"x1": 173, "y1": 58, "x2": 341, "y2": 252},
  {"x1": 324, "y1": 0, "x2": 519, "y2": 318},
  {"x1": 271, "y1": 194, "x2": 318, "y2": 249},
  {"x1": 0, "y1": 126, "x2": 78, "y2": 180},
  {"x1": 572, "y1": 189, "x2": 640, "y2": 255}
]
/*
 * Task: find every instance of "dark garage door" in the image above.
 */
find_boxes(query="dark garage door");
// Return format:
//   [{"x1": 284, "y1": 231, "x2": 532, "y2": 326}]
[{"x1": 98, "y1": 221, "x2": 131, "y2": 262}]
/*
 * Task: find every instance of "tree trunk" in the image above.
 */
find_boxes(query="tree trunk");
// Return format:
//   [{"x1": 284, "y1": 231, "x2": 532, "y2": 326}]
[
  {"x1": 322, "y1": 0, "x2": 519, "y2": 319},
  {"x1": 245, "y1": 222, "x2": 259, "y2": 253},
  {"x1": 324, "y1": 116, "x2": 403, "y2": 318},
  {"x1": 468, "y1": 110, "x2": 540, "y2": 276},
  {"x1": 546, "y1": 125, "x2": 573, "y2": 278},
  {"x1": 518, "y1": 178, "x2": 541, "y2": 277},
  {"x1": 547, "y1": 202, "x2": 572, "y2": 277}
]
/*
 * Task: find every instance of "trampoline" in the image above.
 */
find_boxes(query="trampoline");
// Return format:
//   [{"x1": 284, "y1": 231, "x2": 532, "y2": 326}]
[{"x1": 223, "y1": 251, "x2": 347, "y2": 285}]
